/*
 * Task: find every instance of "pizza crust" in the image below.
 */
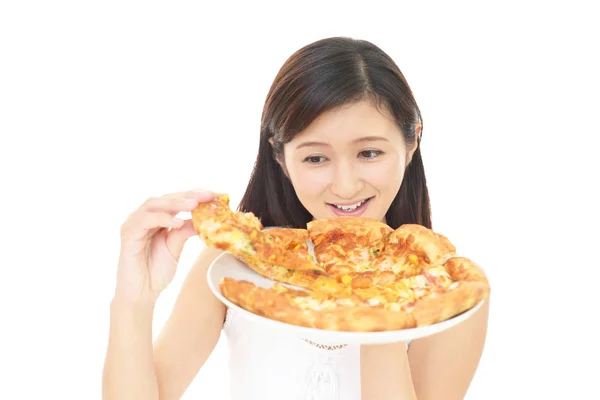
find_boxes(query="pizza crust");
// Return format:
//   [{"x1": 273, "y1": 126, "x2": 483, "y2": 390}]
[{"x1": 410, "y1": 280, "x2": 489, "y2": 327}]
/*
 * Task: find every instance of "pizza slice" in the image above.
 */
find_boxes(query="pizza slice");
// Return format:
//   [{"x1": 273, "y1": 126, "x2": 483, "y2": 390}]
[
  {"x1": 385, "y1": 224, "x2": 456, "y2": 265},
  {"x1": 220, "y1": 277, "x2": 417, "y2": 332},
  {"x1": 307, "y1": 216, "x2": 392, "y2": 276},
  {"x1": 368, "y1": 224, "x2": 457, "y2": 282},
  {"x1": 306, "y1": 218, "x2": 455, "y2": 289},
  {"x1": 220, "y1": 254, "x2": 490, "y2": 331},
  {"x1": 191, "y1": 194, "x2": 339, "y2": 290}
]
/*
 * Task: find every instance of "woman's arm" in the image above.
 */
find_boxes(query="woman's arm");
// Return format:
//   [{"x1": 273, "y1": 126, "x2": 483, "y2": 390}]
[
  {"x1": 360, "y1": 298, "x2": 490, "y2": 400},
  {"x1": 360, "y1": 342, "x2": 418, "y2": 400},
  {"x1": 103, "y1": 295, "x2": 160, "y2": 400},
  {"x1": 153, "y1": 246, "x2": 226, "y2": 399},
  {"x1": 408, "y1": 298, "x2": 490, "y2": 400},
  {"x1": 102, "y1": 245, "x2": 226, "y2": 400}
]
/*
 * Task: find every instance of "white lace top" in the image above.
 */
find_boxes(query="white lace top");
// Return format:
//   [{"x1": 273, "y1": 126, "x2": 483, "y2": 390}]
[{"x1": 223, "y1": 307, "x2": 362, "y2": 400}]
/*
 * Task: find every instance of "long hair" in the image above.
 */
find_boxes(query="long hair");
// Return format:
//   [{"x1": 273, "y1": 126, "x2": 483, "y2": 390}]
[{"x1": 238, "y1": 37, "x2": 431, "y2": 230}]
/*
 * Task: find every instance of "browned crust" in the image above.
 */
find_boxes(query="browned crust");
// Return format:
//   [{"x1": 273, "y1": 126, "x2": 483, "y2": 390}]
[
  {"x1": 444, "y1": 256, "x2": 489, "y2": 284},
  {"x1": 409, "y1": 256, "x2": 490, "y2": 326},
  {"x1": 221, "y1": 278, "x2": 417, "y2": 332},
  {"x1": 307, "y1": 216, "x2": 393, "y2": 245},
  {"x1": 410, "y1": 281, "x2": 489, "y2": 326},
  {"x1": 191, "y1": 193, "x2": 262, "y2": 243}
]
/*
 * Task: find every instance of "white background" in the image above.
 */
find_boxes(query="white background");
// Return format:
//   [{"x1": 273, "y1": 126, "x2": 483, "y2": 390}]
[{"x1": 1, "y1": 1, "x2": 599, "y2": 399}]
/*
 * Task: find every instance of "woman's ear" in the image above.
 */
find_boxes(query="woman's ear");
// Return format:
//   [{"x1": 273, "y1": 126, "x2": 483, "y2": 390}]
[
  {"x1": 269, "y1": 137, "x2": 290, "y2": 178},
  {"x1": 405, "y1": 123, "x2": 422, "y2": 166},
  {"x1": 268, "y1": 137, "x2": 281, "y2": 164}
]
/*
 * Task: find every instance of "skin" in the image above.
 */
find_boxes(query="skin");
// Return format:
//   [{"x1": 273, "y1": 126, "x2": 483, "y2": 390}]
[{"x1": 102, "y1": 100, "x2": 489, "y2": 400}]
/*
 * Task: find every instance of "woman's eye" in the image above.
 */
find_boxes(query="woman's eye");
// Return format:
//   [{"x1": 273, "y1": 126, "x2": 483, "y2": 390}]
[
  {"x1": 359, "y1": 150, "x2": 383, "y2": 160},
  {"x1": 303, "y1": 155, "x2": 327, "y2": 164}
]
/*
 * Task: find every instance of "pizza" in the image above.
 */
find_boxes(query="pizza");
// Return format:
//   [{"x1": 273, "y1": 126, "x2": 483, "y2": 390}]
[{"x1": 192, "y1": 194, "x2": 491, "y2": 332}]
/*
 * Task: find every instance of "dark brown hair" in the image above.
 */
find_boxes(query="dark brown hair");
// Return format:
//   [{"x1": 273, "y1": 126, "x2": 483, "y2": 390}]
[{"x1": 238, "y1": 36, "x2": 431, "y2": 230}]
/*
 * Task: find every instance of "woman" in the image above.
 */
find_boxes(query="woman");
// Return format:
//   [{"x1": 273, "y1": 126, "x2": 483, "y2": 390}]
[{"x1": 102, "y1": 36, "x2": 489, "y2": 400}]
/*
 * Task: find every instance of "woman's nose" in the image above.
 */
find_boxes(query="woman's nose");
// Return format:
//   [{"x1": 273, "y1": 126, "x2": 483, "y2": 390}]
[{"x1": 330, "y1": 163, "x2": 364, "y2": 200}]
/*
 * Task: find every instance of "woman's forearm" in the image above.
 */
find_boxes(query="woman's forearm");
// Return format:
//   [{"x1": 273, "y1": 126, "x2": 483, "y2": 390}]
[
  {"x1": 360, "y1": 342, "x2": 418, "y2": 400},
  {"x1": 102, "y1": 297, "x2": 159, "y2": 400}
]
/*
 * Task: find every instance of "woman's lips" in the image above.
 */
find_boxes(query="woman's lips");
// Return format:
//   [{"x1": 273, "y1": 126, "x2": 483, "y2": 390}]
[{"x1": 327, "y1": 197, "x2": 373, "y2": 217}]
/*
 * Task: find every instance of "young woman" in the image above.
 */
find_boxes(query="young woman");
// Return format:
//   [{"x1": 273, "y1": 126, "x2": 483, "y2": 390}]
[{"x1": 102, "y1": 36, "x2": 489, "y2": 400}]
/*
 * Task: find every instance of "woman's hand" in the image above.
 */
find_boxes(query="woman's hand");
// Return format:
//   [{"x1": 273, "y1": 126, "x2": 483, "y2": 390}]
[{"x1": 115, "y1": 189, "x2": 215, "y2": 304}]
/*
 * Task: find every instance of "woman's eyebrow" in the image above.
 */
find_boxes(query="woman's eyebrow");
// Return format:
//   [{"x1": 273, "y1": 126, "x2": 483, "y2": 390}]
[
  {"x1": 295, "y1": 141, "x2": 330, "y2": 150},
  {"x1": 295, "y1": 136, "x2": 389, "y2": 150},
  {"x1": 353, "y1": 136, "x2": 389, "y2": 144}
]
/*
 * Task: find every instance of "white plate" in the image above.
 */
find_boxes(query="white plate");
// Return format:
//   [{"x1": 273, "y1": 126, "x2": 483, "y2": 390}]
[{"x1": 207, "y1": 252, "x2": 484, "y2": 345}]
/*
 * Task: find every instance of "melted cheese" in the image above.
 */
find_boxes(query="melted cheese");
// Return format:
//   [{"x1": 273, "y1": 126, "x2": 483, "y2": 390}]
[{"x1": 292, "y1": 296, "x2": 335, "y2": 311}]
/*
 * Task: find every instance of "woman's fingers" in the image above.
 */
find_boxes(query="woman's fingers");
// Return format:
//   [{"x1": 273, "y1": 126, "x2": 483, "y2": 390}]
[
  {"x1": 120, "y1": 188, "x2": 213, "y2": 248},
  {"x1": 142, "y1": 197, "x2": 199, "y2": 213},
  {"x1": 121, "y1": 211, "x2": 183, "y2": 243},
  {"x1": 164, "y1": 188, "x2": 215, "y2": 202},
  {"x1": 140, "y1": 189, "x2": 215, "y2": 213},
  {"x1": 139, "y1": 212, "x2": 184, "y2": 230},
  {"x1": 164, "y1": 220, "x2": 198, "y2": 261}
]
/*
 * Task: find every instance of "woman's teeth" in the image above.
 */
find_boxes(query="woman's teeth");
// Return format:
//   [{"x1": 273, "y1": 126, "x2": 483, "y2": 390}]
[{"x1": 333, "y1": 198, "x2": 369, "y2": 211}]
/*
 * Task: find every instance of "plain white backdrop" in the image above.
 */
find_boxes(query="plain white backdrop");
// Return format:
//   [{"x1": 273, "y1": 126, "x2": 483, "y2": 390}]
[{"x1": 1, "y1": 1, "x2": 599, "y2": 399}]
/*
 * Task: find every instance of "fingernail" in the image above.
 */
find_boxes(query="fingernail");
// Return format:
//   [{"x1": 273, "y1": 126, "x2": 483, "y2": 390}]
[
  {"x1": 195, "y1": 190, "x2": 215, "y2": 198},
  {"x1": 171, "y1": 217, "x2": 184, "y2": 227}
]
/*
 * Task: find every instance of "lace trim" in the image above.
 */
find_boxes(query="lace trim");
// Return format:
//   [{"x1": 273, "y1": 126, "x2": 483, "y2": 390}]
[{"x1": 302, "y1": 338, "x2": 348, "y2": 351}]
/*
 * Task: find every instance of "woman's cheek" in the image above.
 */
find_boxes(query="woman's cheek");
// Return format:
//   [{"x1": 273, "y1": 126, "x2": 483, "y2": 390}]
[
  {"x1": 293, "y1": 166, "x2": 332, "y2": 195},
  {"x1": 363, "y1": 159, "x2": 405, "y2": 190}
]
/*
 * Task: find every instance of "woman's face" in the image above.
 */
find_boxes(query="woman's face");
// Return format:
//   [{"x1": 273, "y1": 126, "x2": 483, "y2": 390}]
[{"x1": 281, "y1": 100, "x2": 419, "y2": 223}]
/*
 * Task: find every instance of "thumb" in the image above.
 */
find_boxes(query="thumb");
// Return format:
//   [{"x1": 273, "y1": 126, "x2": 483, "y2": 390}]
[{"x1": 165, "y1": 220, "x2": 197, "y2": 261}]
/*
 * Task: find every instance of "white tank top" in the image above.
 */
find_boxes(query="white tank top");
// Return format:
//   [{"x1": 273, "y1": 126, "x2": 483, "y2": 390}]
[{"x1": 223, "y1": 307, "x2": 362, "y2": 400}]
